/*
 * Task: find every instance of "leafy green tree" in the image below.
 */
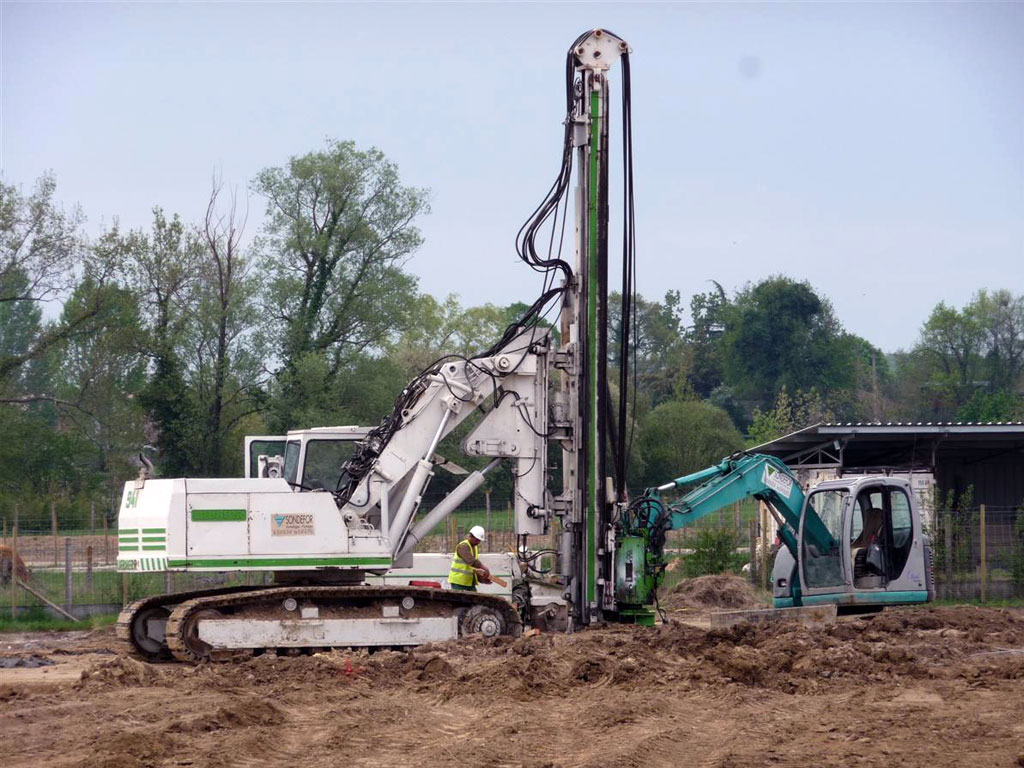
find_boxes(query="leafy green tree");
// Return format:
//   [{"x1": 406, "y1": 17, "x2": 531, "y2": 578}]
[
  {"x1": 915, "y1": 300, "x2": 985, "y2": 406},
  {"x1": 720, "y1": 276, "x2": 856, "y2": 413},
  {"x1": 972, "y1": 289, "x2": 1024, "y2": 392},
  {"x1": 0, "y1": 175, "x2": 111, "y2": 385},
  {"x1": 636, "y1": 400, "x2": 744, "y2": 488},
  {"x1": 687, "y1": 282, "x2": 729, "y2": 398},
  {"x1": 109, "y1": 209, "x2": 205, "y2": 476},
  {"x1": 252, "y1": 140, "x2": 429, "y2": 430},
  {"x1": 747, "y1": 386, "x2": 834, "y2": 445},
  {"x1": 609, "y1": 290, "x2": 689, "y2": 408}
]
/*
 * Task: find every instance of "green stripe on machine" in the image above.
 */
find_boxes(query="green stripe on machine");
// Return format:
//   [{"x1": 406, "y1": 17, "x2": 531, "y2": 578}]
[
  {"x1": 142, "y1": 545, "x2": 165, "y2": 551},
  {"x1": 167, "y1": 556, "x2": 392, "y2": 568},
  {"x1": 118, "y1": 528, "x2": 137, "y2": 534},
  {"x1": 191, "y1": 509, "x2": 247, "y2": 522},
  {"x1": 119, "y1": 546, "x2": 138, "y2": 552},
  {"x1": 142, "y1": 528, "x2": 166, "y2": 534},
  {"x1": 142, "y1": 536, "x2": 165, "y2": 542},
  {"x1": 118, "y1": 536, "x2": 138, "y2": 543}
]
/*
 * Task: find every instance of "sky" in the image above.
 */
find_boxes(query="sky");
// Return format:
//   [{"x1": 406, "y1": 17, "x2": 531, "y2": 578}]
[{"x1": 2, "y1": 2, "x2": 1022, "y2": 352}]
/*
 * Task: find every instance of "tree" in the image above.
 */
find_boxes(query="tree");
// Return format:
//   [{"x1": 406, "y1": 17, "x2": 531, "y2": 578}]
[
  {"x1": 636, "y1": 400, "x2": 744, "y2": 488},
  {"x1": 687, "y1": 282, "x2": 729, "y2": 398},
  {"x1": 189, "y1": 180, "x2": 264, "y2": 475},
  {"x1": 0, "y1": 175, "x2": 111, "y2": 384},
  {"x1": 253, "y1": 140, "x2": 429, "y2": 431},
  {"x1": 254, "y1": 140, "x2": 429, "y2": 369},
  {"x1": 973, "y1": 289, "x2": 1024, "y2": 392},
  {"x1": 609, "y1": 290, "x2": 689, "y2": 408},
  {"x1": 747, "y1": 386, "x2": 833, "y2": 445},
  {"x1": 110, "y1": 209, "x2": 205, "y2": 476},
  {"x1": 915, "y1": 301, "x2": 985, "y2": 404},
  {"x1": 720, "y1": 276, "x2": 856, "y2": 412}
]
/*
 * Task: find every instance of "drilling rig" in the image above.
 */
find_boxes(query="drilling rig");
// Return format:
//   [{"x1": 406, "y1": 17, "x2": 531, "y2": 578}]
[{"x1": 118, "y1": 29, "x2": 932, "y2": 662}]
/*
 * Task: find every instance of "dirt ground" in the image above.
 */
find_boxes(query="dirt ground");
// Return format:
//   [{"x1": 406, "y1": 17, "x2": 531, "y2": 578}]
[{"x1": 2, "y1": 578, "x2": 1023, "y2": 768}]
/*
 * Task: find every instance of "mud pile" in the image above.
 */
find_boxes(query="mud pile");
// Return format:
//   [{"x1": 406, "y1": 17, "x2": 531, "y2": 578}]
[
  {"x1": 74, "y1": 605, "x2": 1024, "y2": 699},
  {"x1": 663, "y1": 574, "x2": 767, "y2": 611}
]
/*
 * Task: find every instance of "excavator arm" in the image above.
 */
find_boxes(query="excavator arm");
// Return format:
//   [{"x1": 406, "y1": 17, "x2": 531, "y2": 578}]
[
  {"x1": 614, "y1": 453, "x2": 837, "y2": 617},
  {"x1": 641, "y1": 453, "x2": 835, "y2": 558}
]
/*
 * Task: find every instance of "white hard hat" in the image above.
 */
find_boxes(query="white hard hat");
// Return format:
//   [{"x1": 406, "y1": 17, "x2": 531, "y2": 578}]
[{"x1": 469, "y1": 525, "x2": 486, "y2": 541}]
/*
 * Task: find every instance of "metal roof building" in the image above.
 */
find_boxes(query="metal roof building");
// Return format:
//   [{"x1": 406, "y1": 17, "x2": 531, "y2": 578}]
[{"x1": 753, "y1": 422, "x2": 1024, "y2": 509}]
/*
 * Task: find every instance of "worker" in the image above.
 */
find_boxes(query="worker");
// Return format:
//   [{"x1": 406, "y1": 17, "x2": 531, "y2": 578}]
[{"x1": 448, "y1": 525, "x2": 491, "y2": 591}]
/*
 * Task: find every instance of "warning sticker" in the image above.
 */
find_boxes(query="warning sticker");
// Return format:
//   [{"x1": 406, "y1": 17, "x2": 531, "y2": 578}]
[
  {"x1": 271, "y1": 513, "x2": 315, "y2": 536},
  {"x1": 762, "y1": 464, "x2": 794, "y2": 499}
]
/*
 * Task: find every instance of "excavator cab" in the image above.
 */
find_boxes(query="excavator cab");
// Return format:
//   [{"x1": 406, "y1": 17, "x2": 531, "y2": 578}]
[{"x1": 776, "y1": 476, "x2": 934, "y2": 610}]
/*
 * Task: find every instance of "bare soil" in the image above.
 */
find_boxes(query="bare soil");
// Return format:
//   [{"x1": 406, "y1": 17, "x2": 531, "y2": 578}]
[{"x1": 2, "y1": 582, "x2": 1023, "y2": 767}]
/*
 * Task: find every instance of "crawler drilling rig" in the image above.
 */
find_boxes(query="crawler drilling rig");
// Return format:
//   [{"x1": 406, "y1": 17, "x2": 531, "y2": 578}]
[{"x1": 118, "y1": 29, "x2": 931, "y2": 662}]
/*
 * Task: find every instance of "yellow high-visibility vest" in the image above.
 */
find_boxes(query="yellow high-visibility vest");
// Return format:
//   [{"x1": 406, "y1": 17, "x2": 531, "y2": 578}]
[{"x1": 448, "y1": 538, "x2": 478, "y2": 587}]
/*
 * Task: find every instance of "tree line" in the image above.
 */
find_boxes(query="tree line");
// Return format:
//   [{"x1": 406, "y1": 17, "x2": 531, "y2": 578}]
[{"x1": 3, "y1": 139, "x2": 1023, "y2": 521}]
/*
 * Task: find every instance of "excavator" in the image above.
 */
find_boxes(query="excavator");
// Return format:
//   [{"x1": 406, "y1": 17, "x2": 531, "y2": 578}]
[{"x1": 117, "y1": 29, "x2": 932, "y2": 662}]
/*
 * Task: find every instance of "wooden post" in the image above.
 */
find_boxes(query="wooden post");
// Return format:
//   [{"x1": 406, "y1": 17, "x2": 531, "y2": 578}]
[
  {"x1": 943, "y1": 512, "x2": 953, "y2": 593},
  {"x1": 165, "y1": 571, "x2": 173, "y2": 594},
  {"x1": 734, "y1": 501, "x2": 742, "y2": 543},
  {"x1": 485, "y1": 489, "x2": 492, "y2": 542},
  {"x1": 86, "y1": 546, "x2": 94, "y2": 592},
  {"x1": 52, "y1": 500, "x2": 59, "y2": 565},
  {"x1": 122, "y1": 573, "x2": 128, "y2": 607},
  {"x1": 449, "y1": 517, "x2": 457, "y2": 552},
  {"x1": 64, "y1": 537, "x2": 72, "y2": 611},
  {"x1": 748, "y1": 519, "x2": 758, "y2": 585},
  {"x1": 979, "y1": 504, "x2": 987, "y2": 602},
  {"x1": 103, "y1": 516, "x2": 109, "y2": 565},
  {"x1": 761, "y1": 505, "x2": 771, "y2": 592},
  {"x1": 90, "y1": 502, "x2": 96, "y2": 536},
  {"x1": 10, "y1": 523, "x2": 17, "y2": 620},
  {"x1": 2, "y1": 517, "x2": 6, "y2": 544}
]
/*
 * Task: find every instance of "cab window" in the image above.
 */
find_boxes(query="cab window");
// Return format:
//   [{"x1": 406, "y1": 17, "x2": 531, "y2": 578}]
[
  {"x1": 801, "y1": 489, "x2": 846, "y2": 589},
  {"x1": 283, "y1": 440, "x2": 301, "y2": 485},
  {"x1": 302, "y1": 439, "x2": 359, "y2": 491}
]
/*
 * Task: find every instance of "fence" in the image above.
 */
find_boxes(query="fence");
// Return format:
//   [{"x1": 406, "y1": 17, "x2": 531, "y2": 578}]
[
  {"x1": 927, "y1": 505, "x2": 1024, "y2": 600},
  {"x1": 4, "y1": 493, "x2": 1020, "y2": 621}
]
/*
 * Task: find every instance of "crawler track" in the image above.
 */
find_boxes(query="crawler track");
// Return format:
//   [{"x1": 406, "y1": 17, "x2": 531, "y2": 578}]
[{"x1": 121, "y1": 585, "x2": 521, "y2": 663}]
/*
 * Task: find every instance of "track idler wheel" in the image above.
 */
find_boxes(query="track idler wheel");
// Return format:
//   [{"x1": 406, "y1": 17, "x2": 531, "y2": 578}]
[
  {"x1": 128, "y1": 605, "x2": 172, "y2": 662},
  {"x1": 460, "y1": 604, "x2": 507, "y2": 638}
]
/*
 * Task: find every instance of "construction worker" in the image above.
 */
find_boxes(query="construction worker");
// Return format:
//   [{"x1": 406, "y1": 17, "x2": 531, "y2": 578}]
[{"x1": 448, "y1": 525, "x2": 491, "y2": 591}]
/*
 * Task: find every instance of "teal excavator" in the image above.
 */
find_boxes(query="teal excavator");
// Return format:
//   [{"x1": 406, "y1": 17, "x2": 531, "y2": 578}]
[{"x1": 612, "y1": 453, "x2": 935, "y2": 619}]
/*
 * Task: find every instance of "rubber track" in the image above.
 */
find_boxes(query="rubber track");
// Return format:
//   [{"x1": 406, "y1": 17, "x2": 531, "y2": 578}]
[
  {"x1": 165, "y1": 585, "x2": 523, "y2": 663},
  {"x1": 117, "y1": 586, "x2": 267, "y2": 661}
]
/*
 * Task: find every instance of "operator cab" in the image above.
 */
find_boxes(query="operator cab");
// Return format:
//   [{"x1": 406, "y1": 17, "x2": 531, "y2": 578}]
[
  {"x1": 244, "y1": 427, "x2": 371, "y2": 492},
  {"x1": 777, "y1": 476, "x2": 932, "y2": 609}
]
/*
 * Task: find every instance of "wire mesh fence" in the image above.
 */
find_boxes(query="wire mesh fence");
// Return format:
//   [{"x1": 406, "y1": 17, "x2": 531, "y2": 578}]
[
  {"x1": 926, "y1": 506, "x2": 1024, "y2": 600},
  {"x1": 3, "y1": 492, "x2": 1021, "y2": 621}
]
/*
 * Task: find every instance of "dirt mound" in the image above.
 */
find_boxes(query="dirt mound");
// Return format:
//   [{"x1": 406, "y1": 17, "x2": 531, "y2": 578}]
[
  {"x1": 664, "y1": 574, "x2": 767, "y2": 611},
  {"x1": 76, "y1": 656, "x2": 166, "y2": 690}
]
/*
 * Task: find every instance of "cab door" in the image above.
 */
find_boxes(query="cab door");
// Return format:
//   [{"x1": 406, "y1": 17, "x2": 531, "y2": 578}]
[{"x1": 798, "y1": 488, "x2": 850, "y2": 598}]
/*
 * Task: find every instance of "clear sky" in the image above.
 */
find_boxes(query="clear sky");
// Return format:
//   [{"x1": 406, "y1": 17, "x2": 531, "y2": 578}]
[{"x1": 3, "y1": 2, "x2": 1022, "y2": 352}]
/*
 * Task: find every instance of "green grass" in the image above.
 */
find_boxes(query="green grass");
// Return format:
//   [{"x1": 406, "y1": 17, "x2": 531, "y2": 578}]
[{"x1": 0, "y1": 608, "x2": 118, "y2": 633}]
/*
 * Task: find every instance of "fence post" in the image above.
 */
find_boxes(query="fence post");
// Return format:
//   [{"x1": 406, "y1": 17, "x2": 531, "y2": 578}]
[
  {"x1": 90, "y1": 502, "x2": 96, "y2": 536},
  {"x1": 52, "y1": 500, "x2": 59, "y2": 565},
  {"x1": 748, "y1": 519, "x2": 758, "y2": 586},
  {"x1": 122, "y1": 573, "x2": 128, "y2": 607},
  {"x1": 761, "y1": 505, "x2": 771, "y2": 592},
  {"x1": 2, "y1": 517, "x2": 6, "y2": 544},
  {"x1": 103, "y1": 516, "x2": 109, "y2": 565},
  {"x1": 485, "y1": 489, "x2": 492, "y2": 542},
  {"x1": 10, "y1": 523, "x2": 17, "y2": 620},
  {"x1": 943, "y1": 512, "x2": 953, "y2": 591},
  {"x1": 165, "y1": 571, "x2": 173, "y2": 594},
  {"x1": 979, "y1": 504, "x2": 987, "y2": 603},
  {"x1": 86, "y1": 546, "x2": 94, "y2": 592},
  {"x1": 64, "y1": 537, "x2": 72, "y2": 611},
  {"x1": 734, "y1": 501, "x2": 742, "y2": 542}
]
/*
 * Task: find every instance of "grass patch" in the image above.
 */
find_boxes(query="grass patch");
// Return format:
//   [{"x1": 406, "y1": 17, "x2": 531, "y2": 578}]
[
  {"x1": 932, "y1": 596, "x2": 1024, "y2": 608},
  {"x1": 0, "y1": 608, "x2": 118, "y2": 633}
]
